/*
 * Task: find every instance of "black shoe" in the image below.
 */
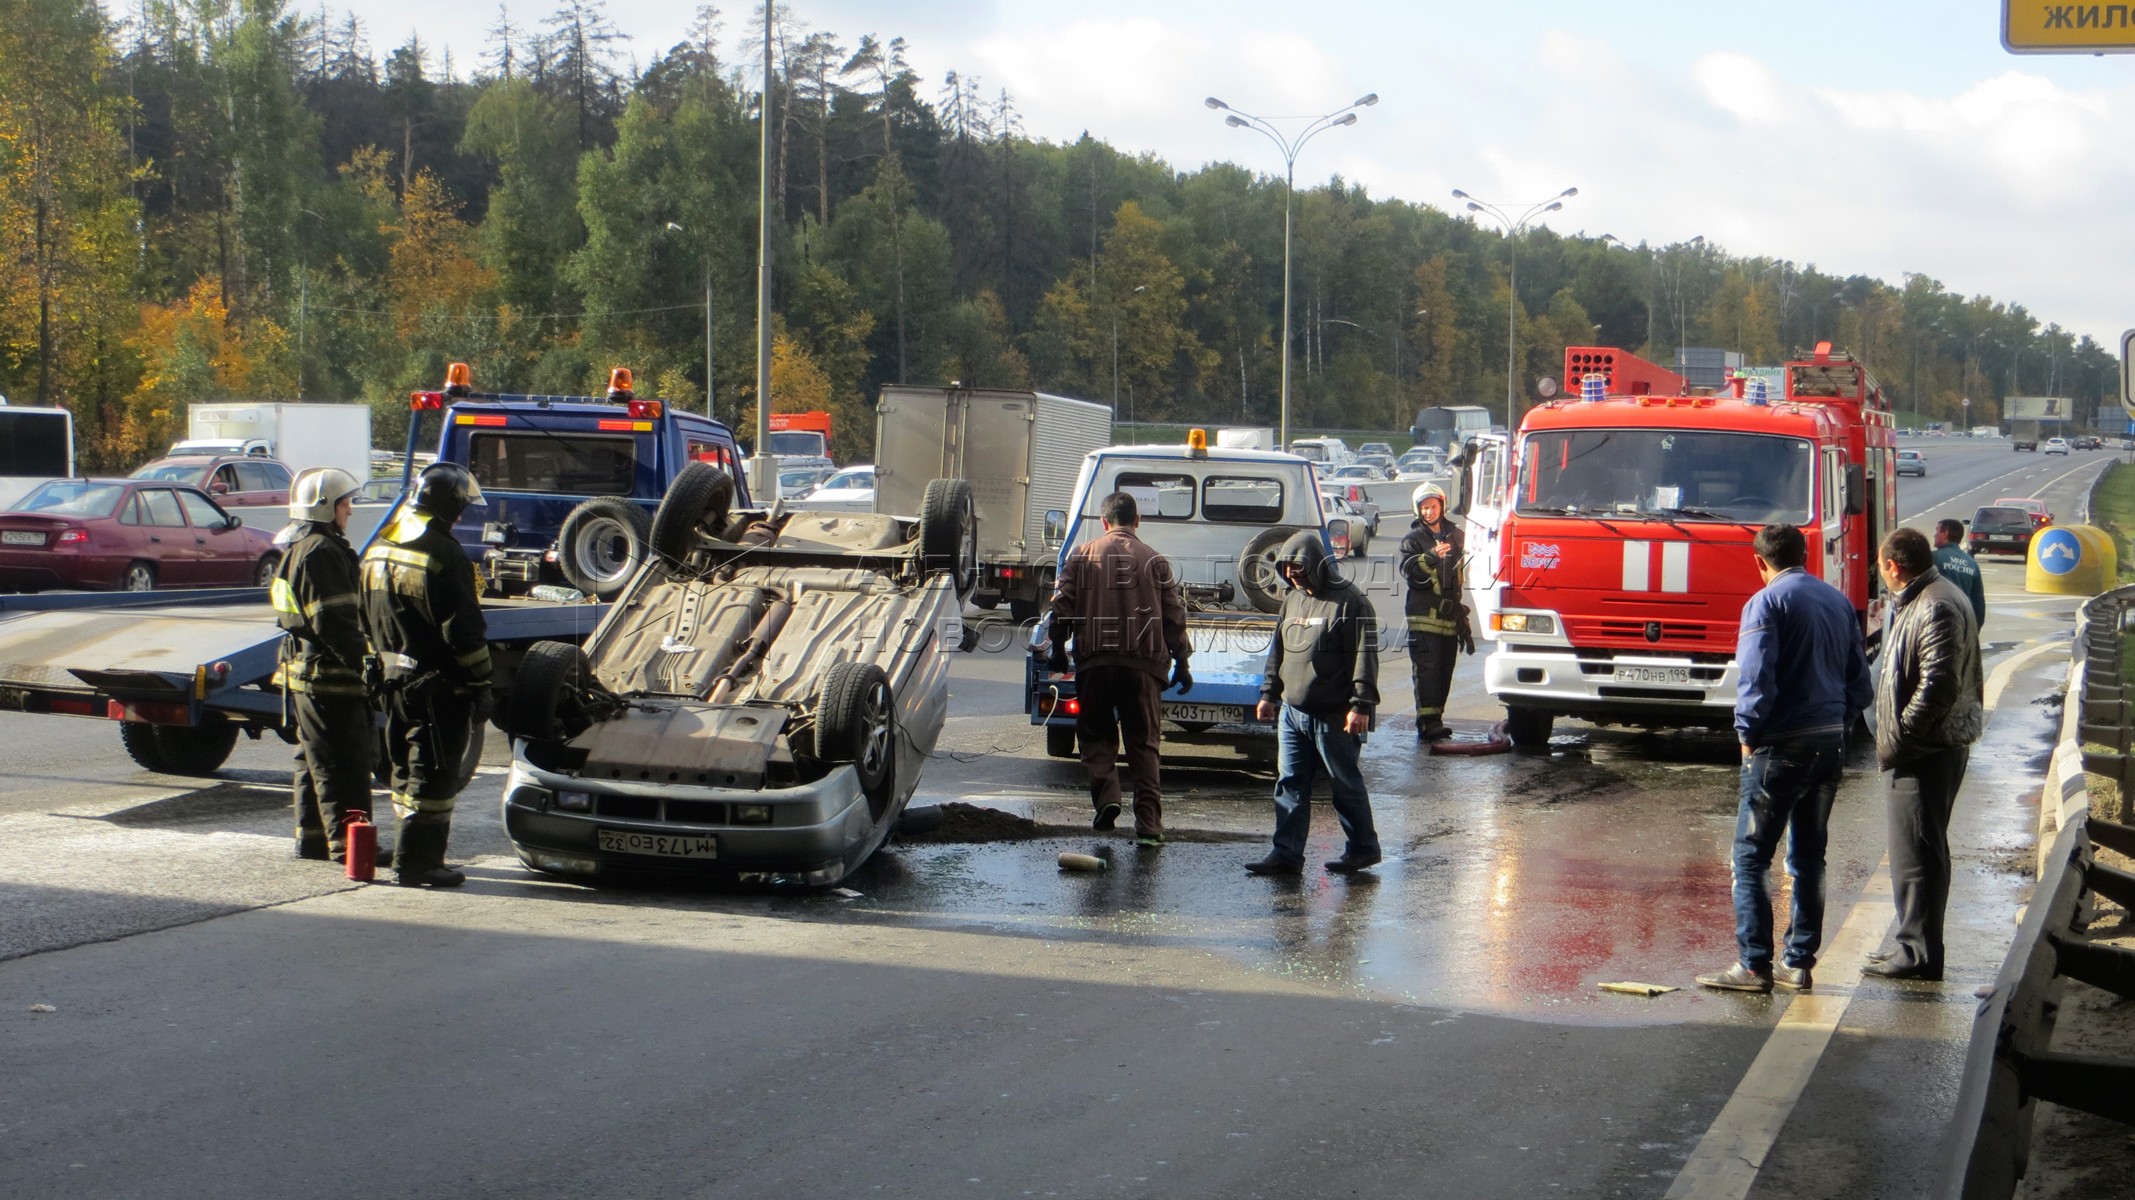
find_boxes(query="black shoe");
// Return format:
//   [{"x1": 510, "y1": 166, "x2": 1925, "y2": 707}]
[
  {"x1": 1093, "y1": 802, "x2": 1121, "y2": 831},
  {"x1": 1419, "y1": 725, "x2": 1453, "y2": 742},
  {"x1": 1860, "y1": 959, "x2": 1941, "y2": 982},
  {"x1": 294, "y1": 837, "x2": 330, "y2": 861},
  {"x1": 1243, "y1": 855, "x2": 1303, "y2": 876},
  {"x1": 1324, "y1": 852, "x2": 1382, "y2": 874},
  {"x1": 396, "y1": 865, "x2": 466, "y2": 888}
]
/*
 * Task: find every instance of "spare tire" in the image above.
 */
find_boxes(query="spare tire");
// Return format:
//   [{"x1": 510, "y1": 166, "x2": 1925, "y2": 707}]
[
  {"x1": 816, "y1": 661, "x2": 895, "y2": 816},
  {"x1": 1236, "y1": 526, "x2": 1294, "y2": 614},
  {"x1": 917, "y1": 478, "x2": 978, "y2": 600},
  {"x1": 506, "y1": 640, "x2": 593, "y2": 746},
  {"x1": 556, "y1": 497, "x2": 652, "y2": 600},
  {"x1": 648, "y1": 462, "x2": 736, "y2": 566}
]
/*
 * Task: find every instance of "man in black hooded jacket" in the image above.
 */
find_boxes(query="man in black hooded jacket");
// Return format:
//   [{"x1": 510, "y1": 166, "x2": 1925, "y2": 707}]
[{"x1": 1247, "y1": 531, "x2": 1383, "y2": 876}]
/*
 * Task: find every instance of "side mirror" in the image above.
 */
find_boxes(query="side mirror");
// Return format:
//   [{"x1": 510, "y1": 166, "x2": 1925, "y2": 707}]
[
  {"x1": 1043, "y1": 509, "x2": 1067, "y2": 543},
  {"x1": 1844, "y1": 464, "x2": 1866, "y2": 516},
  {"x1": 224, "y1": 514, "x2": 243, "y2": 531},
  {"x1": 209, "y1": 481, "x2": 230, "y2": 495}
]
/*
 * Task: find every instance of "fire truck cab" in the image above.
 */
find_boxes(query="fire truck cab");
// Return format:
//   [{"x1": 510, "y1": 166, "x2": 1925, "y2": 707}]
[{"x1": 1463, "y1": 344, "x2": 1896, "y2": 749}]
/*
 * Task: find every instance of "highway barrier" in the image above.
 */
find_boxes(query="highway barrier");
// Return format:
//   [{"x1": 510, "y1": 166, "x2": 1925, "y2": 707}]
[
  {"x1": 2024, "y1": 524, "x2": 2117, "y2": 596},
  {"x1": 1937, "y1": 585, "x2": 2135, "y2": 1199}
]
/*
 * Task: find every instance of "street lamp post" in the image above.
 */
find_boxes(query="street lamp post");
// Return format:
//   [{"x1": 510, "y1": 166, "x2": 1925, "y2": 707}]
[
  {"x1": 1452, "y1": 186, "x2": 1577, "y2": 427},
  {"x1": 665, "y1": 222, "x2": 716, "y2": 420},
  {"x1": 1207, "y1": 92, "x2": 1378, "y2": 449},
  {"x1": 1111, "y1": 283, "x2": 1147, "y2": 422}
]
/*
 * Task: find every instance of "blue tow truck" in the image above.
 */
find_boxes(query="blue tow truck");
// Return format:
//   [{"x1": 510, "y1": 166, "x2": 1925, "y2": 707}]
[{"x1": 0, "y1": 363, "x2": 675, "y2": 776}]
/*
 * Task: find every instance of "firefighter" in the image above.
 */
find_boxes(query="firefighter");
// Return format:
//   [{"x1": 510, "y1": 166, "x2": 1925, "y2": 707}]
[
  {"x1": 1398, "y1": 482, "x2": 1475, "y2": 742},
  {"x1": 361, "y1": 462, "x2": 491, "y2": 888},
  {"x1": 274, "y1": 466, "x2": 381, "y2": 865}
]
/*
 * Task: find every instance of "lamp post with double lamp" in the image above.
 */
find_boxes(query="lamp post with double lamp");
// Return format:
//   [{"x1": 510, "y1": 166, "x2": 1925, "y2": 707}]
[
  {"x1": 664, "y1": 222, "x2": 716, "y2": 420},
  {"x1": 1453, "y1": 186, "x2": 1577, "y2": 427},
  {"x1": 1206, "y1": 92, "x2": 1378, "y2": 449}
]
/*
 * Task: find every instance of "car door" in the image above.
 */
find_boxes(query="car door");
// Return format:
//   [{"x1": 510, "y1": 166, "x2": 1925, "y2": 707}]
[
  {"x1": 176, "y1": 488, "x2": 249, "y2": 585},
  {"x1": 134, "y1": 487, "x2": 195, "y2": 585},
  {"x1": 1459, "y1": 431, "x2": 1511, "y2": 632}
]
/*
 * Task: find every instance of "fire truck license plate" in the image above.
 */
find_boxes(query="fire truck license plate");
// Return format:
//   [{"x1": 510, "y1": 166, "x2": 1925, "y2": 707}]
[
  {"x1": 1167, "y1": 702, "x2": 1249, "y2": 725},
  {"x1": 598, "y1": 830, "x2": 718, "y2": 859},
  {"x1": 1615, "y1": 665, "x2": 1692, "y2": 685}
]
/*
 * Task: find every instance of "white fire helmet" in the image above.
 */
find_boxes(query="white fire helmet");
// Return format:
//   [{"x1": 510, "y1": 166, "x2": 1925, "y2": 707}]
[
  {"x1": 289, "y1": 466, "x2": 362, "y2": 523},
  {"x1": 1413, "y1": 482, "x2": 1448, "y2": 513}
]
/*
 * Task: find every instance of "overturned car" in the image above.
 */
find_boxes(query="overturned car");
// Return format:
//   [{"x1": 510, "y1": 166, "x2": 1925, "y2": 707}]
[{"x1": 500, "y1": 462, "x2": 975, "y2": 886}]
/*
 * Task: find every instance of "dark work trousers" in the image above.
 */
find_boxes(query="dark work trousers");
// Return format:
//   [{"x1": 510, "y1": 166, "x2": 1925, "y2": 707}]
[
  {"x1": 292, "y1": 692, "x2": 375, "y2": 854},
  {"x1": 386, "y1": 687, "x2": 483, "y2": 874},
  {"x1": 1886, "y1": 745, "x2": 1971, "y2": 970},
  {"x1": 1076, "y1": 664, "x2": 1165, "y2": 836},
  {"x1": 1408, "y1": 629, "x2": 1457, "y2": 731}
]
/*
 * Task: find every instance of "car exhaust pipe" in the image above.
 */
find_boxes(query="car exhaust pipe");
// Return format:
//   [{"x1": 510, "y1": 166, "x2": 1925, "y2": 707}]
[{"x1": 706, "y1": 597, "x2": 794, "y2": 704}]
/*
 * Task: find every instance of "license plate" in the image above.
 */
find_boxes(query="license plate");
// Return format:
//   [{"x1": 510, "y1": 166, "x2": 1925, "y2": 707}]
[
  {"x1": 1166, "y1": 702, "x2": 1250, "y2": 725},
  {"x1": 1615, "y1": 665, "x2": 1691, "y2": 685},
  {"x1": 597, "y1": 829, "x2": 718, "y2": 859},
  {"x1": 1, "y1": 531, "x2": 43, "y2": 546}
]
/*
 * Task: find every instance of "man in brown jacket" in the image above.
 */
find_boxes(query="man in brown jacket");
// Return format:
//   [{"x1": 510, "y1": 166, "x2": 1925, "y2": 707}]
[{"x1": 1048, "y1": 491, "x2": 1191, "y2": 843}]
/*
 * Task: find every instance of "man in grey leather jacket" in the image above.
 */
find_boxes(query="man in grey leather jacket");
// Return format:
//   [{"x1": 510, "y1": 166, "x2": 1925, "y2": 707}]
[{"x1": 1866, "y1": 527, "x2": 1983, "y2": 982}]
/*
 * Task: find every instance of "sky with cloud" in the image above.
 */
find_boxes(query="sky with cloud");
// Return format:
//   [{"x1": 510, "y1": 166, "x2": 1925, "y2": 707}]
[{"x1": 359, "y1": 0, "x2": 2135, "y2": 344}]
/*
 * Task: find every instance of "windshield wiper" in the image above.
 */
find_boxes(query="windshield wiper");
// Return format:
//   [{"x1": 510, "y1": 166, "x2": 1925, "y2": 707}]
[
  {"x1": 1646, "y1": 506, "x2": 1731, "y2": 521},
  {"x1": 1518, "y1": 504, "x2": 1582, "y2": 516}
]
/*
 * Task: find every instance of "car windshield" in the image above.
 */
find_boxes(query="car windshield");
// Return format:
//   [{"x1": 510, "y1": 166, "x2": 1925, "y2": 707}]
[
  {"x1": 1973, "y1": 507, "x2": 2031, "y2": 532},
  {"x1": 1516, "y1": 429, "x2": 1814, "y2": 523},
  {"x1": 1899, "y1": 451, "x2": 1921, "y2": 459},
  {"x1": 14, "y1": 480, "x2": 127, "y2": 517},
  {"x1": 131, "y1": 460, "x2": 210, "y2": 483}
]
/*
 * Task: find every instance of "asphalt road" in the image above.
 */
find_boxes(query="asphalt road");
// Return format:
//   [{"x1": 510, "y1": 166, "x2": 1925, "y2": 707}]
[{"x1": 0, "y1": 439, "x2": 2116, "y2": 1199}]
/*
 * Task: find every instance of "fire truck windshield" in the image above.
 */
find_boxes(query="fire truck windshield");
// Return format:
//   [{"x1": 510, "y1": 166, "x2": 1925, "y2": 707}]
[{"x1": 1516, "y1": 430, "x2": 1814, "y2": 525}]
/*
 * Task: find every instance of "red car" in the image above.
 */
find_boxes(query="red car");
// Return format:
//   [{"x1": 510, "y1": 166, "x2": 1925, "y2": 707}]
[
  {"x1": 0, "y1": 479, "x2": 281, "y2": 592},
  {"x1": 1992, "y1": 497, "x2": 2053, "y2": 529},
  {"x1": 130, "y1": 454, "x2": 293, "y2": 518}
]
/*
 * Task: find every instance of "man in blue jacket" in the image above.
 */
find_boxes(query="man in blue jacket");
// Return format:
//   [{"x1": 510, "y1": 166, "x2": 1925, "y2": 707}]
[{"x1": 1697, "y1": 524, "x2": 1873, "y2": 994}]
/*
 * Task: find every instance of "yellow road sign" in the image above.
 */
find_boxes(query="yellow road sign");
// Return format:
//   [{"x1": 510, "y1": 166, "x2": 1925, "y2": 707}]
[{"x1": 2005, "y1": 1, "x2": 2135, "y2": 52}]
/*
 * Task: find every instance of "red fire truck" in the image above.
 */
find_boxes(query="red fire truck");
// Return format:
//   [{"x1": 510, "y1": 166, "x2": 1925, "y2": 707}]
[{"x1": 1462, "y1": 343, "x2": 1897, "y2": 748}]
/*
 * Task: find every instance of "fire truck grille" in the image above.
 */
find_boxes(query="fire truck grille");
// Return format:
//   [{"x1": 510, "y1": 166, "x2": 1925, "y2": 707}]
[{"x1": 1596, "y1": 619, "x2": 1712, "y2": 644}]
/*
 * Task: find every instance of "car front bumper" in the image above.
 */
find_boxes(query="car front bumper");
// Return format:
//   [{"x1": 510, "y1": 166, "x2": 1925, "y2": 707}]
[
  {"x1": 502, "y1": 754, "x2": 888, "y2": 886},
  {"x1": 1483, "y1": 645, "x2": 1737, "y2": 727}
]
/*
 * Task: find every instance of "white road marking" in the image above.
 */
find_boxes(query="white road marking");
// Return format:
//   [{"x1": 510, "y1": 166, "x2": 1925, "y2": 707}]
[{"x1": 1661, "y1": 634, "x2": 2066, "y2": 1199}]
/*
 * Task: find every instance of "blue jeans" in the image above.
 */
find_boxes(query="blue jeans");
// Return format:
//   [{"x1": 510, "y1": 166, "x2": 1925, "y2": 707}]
[
  {"x1": 1270, "y1": 704, "x2": 1380, "y2": 864},
  {"x1": 1732, "y1": 733, "x2": 1845, "y2": 973}
]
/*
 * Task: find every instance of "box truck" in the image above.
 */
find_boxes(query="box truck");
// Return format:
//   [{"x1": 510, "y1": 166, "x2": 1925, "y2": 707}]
[
  {"x1": 0, "y1": 402, "x2": 75, "y2": 510},
  {"x1": 177, "y1": 403, "x2": 372, "y2": 480},
  {"x1": 872, "y1": 385, "x2": 1112, "y2": 620}
]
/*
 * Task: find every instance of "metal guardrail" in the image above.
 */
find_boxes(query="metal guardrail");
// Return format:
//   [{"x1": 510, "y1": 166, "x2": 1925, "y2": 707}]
[{"x1": 1937, "y1": 584, "x2": 2135, "y2": 1199}]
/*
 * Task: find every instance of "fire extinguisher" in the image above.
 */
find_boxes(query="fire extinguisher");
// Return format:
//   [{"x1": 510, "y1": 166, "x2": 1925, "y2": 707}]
[{"x1": 344, "y1": 810, "x2": 378, "y2": 882}]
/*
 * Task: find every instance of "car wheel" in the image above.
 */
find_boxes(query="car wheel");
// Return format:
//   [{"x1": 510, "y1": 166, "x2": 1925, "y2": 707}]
[
  {"x1": 816, "y1": 662, "x2": 895, "y2": 817},
  {"x1": 506, "y1": 640, "x2": 594, "y2": 746},
  {"x1": 557, "y1": 497, "x2": 652, "y2": 600},
  {"x1": 1236, "y1": 527, "x2": 1294, "y2": 615},
  {"x1": 119, "y1": 721, "x2": 239, "y2": 775},
  {"x1": 254, "y1": 554, "x2": 280, "y2": 588},
  {"x1": 918, "y1": 478, "x2": 978, "y2": 600},
  {"x1": 1504, "y1": 706, "x2": 1554, "y2": 750},
  {"x1": 648, "y1": 462, "x2": 736, "y2": 568},
  {"x1": 1045, "y1": 724, "x2": 1076, "y2": 759},
  {"x1": 122, "y1": 561, "x2": 156, "y2": 592}
]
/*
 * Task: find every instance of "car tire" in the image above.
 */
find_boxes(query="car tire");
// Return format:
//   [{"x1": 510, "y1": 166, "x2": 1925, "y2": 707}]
[
  {"x1": 1008, "y1": 596, "x2": 1041, "y2": 623},
  {"x1": 1504, "y1": 706, "x2": 1554, "y2": 751},
  {"x1": 506, "y1": 640, "x2": 593, "y2": 746},
  {"x1": 918, "y1": 478, "x2": 979, "y2": 600},
  {"x1": 556, "y1": 497, "x2": 651, "y2": 600},
  {"x1": 119, "y1": 721, "x2": 239, "y2": 776},
  {"x1": 1236, "y1": 527, "x2": 1295, "y2": 615},
  {"x1": 122, "y1": 561, "x2": 156, "y2": 592},
  {"x1": 648, "y1": 462, "x2": 736, "y2": 567},
  {"x1": 1045, "y1": 724, "x2": 1076, "y2": 759},
  {"x1": 254, "y1": 554, "x2": 280, "y2": 588},
  {"x1": 816, "y1": 661, "x2": 895, "y2": 817}
]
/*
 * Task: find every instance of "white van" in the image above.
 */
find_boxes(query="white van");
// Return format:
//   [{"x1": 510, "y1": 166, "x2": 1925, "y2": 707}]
[{"x1": 1287, "y1": 437, "x2": 1354, "y2": 466}]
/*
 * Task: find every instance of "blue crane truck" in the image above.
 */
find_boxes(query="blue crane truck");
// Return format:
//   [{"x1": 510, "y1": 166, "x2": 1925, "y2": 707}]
[{"x1": 0, "y1": 363, "x2": 744, "y2": 776}]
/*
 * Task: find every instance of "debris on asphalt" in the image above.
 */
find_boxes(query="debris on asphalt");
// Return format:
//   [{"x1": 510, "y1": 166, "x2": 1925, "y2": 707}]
[
  {"x1": 829, "y1": 887, "x2": 865, "y2": 900},
  {"x1": 27, "y1": 1003, "x2": 56, "y2": 1013},
  {"x1": 1057, "y1": 852, "x2": 1108, "y2": 872},
  {"x1": 1598, "y1": 982, "x2": 1679, "y2": 997}
]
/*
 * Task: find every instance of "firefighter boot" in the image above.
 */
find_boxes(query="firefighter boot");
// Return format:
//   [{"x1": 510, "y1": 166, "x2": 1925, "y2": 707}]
[{"x1": 394, "y1": 818, "x2": 465, "y2": 888}]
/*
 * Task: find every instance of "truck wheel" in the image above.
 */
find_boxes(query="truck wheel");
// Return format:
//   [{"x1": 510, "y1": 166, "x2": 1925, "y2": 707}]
[
  {"x1": 1504, "y1": 706, "x2": 1554, "y2": 750},
  {"x1": 1045, "y1": 724, "x2": 1076, "y2": 759},
  {"x1": 119, "y1": 722, "x2": 238, "y2": 776},
  {"x1": 557, "y1": 497, "x2": 651, "y2": 600},
  {"x1": 918, "y1": 479, "x2": 978, "y2": 600},
  {"x1": 1236, "y1": 527, "x2": 1293, "y2": 614},
  {"x1": 1008, "y1": 597, "x2": 1040, "y2": 623},
  {"x1": 816, "y1": 662, "x2": 895, "y2": 816},
  {"x1": 507, "y1": 641, "x2": 593, "y2": 745},
  {"x1": 648, "y1": 462, "x2": 735, "y2": 567}
]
